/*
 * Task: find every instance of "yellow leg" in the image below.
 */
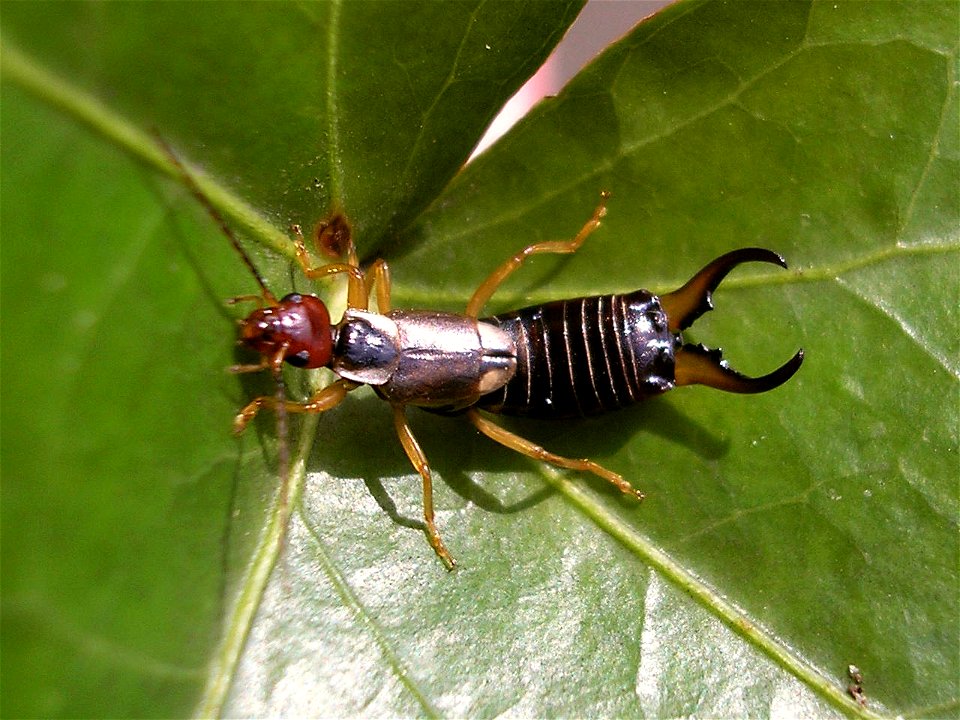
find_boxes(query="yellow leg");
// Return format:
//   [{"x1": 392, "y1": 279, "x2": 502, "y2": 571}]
[
  {"x1": 291, "y1": 224, "x2": 367, "y2": 309},
  {"x1": 465, "y1": 192, "x2": 610, "y2": 318},
  {"x1": 225, "y1": 293, "x2": 267, "y2": 307},
  {"x1": 234, "y1": 378, "x2": 356, "y2": 434},
  {"x1": 466, "y1": 408, "x2": 644, "y2": 500},
  {"x1": 365, "y1": 259, "x2": 392, "y2": 313},
  {"x1": 392, "y1": 405, "x2": 457, "y2": 570}
]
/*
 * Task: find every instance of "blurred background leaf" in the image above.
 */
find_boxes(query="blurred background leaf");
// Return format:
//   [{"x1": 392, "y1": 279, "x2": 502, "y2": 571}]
[{"x1": 1, "y1": 1, "x2": 956, "y2": 718}]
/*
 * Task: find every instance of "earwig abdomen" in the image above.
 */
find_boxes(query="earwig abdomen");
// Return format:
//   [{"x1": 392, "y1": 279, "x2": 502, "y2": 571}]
[{"x1": 478, "y1": 290, "x2": 676, "y2": 419}]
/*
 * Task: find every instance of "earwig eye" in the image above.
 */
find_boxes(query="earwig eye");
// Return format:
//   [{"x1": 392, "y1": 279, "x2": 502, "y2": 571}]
[{"x1": 287, "y1": 350, "x2": 311, "y2": 368}]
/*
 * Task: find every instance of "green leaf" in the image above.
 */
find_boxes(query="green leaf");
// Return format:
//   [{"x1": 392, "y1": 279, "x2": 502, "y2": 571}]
[{"x1": 2, "y1": 1, "x2": 956, "y2": 719}]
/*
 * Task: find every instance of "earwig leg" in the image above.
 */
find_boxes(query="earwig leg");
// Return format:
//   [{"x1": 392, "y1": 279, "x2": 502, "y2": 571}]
[
  {"x1": 466, "y1": 409, "x2": 644, "y2": 501},
  {"x1": 392, "y1": 405, "x2": 457, "y2": 570},
  {"x1": 466, "y1": 192, "x2": 610, "y2": 318},
  {"x1": 365, "y1": 259, "x2": 392, "y2": 313},
  {"x1": 234, "y1": 378, "x2": 355, "y2": 434},
  {"x1": 226, "y1": 294, "x2": 267, "y2": 307},
  {"x1": 291, "y1": 224, "x2": 367, "y2": 309},
  {"x1": 229, "y1": 360, "x2": 270, "y2": 374},
  {"x1": 312, "y1": 215, "x2": 390, "y2": 312}
]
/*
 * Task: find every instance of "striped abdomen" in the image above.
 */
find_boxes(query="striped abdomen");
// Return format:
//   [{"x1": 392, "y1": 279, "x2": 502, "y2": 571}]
[{"x1": 477, "y1": 290, "x2": 678, "y2": 419}]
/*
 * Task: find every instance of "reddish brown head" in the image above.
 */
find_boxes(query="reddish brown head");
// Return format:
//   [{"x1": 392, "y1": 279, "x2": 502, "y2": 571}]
[{"x1": 240, "y1": 293, "x2": 334, "y2": 369}]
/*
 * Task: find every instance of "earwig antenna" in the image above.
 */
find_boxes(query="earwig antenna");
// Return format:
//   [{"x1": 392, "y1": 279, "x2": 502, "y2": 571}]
[
  {"x1": 153, "y1": 133, "x2": 278, "y2": 305},
  {"x1": 156, "y1": 133, "x2": 295, "y2": 502}
]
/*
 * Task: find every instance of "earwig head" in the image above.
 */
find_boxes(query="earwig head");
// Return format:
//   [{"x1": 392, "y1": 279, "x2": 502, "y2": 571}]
[
  {"x1": 659, "y1": 248, "x2": 804, "y2": 394},
  {"x1": 240, "y1": 293, "x2": 334, "y2": 369}
]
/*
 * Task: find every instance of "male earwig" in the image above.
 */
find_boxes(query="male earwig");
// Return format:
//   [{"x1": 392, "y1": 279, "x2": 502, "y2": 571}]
[
  {"x1": 164, "y1": 149, "x2": 802, "y2": 571},
  {"x1": 233, "y1": 194, "x2": 802, "y2": 569}
]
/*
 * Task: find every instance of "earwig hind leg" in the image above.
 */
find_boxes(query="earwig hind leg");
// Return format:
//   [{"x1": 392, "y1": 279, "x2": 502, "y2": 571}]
[
  {"x1": 291, "y1": 224, "x2": 367, "y2": 309},
  {"x1": 392, "y1": 405, "x2": 458, "y2": 570},
  {"x1": 466, "y1": 409, "x2": 644, "y2": 501},
  {"x1": 234, "y1": 377, "x2": 356, "y2": 434},
  {"x1": 465, "y1": 192, "x2": 610, "y2": 318}
]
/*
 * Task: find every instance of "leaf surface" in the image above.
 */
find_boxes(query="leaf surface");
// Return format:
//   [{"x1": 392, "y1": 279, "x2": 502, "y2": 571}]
[{"x1": 1, "y1": 1, "x2": 956, "y2": 718}]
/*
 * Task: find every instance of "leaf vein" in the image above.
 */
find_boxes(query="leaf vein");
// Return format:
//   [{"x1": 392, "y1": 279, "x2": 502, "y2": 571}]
[
  {"x1": 296, "y1": 495, "x2": 442, "y2": 718},
  {"x1": 834, "y1": 277, "x2": 958, "y2": 377},
  {"x1": 898, "y1": 47, "x2": 957, "y2": 239},
  {"x1": 3, "y1": 594, "x2": 205, "y2": 680},
  {"x1": 543, "y1": 467, "x2": 887, "y2": 720},
  {"x1": 324, "y1": 0, "x2": 345, "y2": 203}
]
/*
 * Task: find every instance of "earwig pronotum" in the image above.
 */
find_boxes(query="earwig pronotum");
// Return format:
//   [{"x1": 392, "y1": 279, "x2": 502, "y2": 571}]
[{"x1": 164, "y1": 144, "x2": 802, "y2": 570}]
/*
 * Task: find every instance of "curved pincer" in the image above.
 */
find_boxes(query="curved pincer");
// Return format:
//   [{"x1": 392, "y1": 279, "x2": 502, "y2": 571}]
[
  {"x1": 660, "y1": 248, "x2": 804, "y2": 394},
  {"x1": 675, "y1": 344, "x2": 804, "y2": 393}
]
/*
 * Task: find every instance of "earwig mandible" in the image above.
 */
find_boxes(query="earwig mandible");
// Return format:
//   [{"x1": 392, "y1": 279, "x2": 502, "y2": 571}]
[{"x1": 165, "y1": 147, "x2": 802, "y2": 570}]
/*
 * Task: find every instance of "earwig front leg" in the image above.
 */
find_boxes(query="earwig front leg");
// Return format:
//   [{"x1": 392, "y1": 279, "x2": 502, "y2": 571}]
[
  {"x1": 229, "y1": 359, "x2": 270, "y2": 374},
  {"x1": 234, "y1": 378, "x2": 356, "y2": 434},
  {"x1": 365, "y1": 259, "x2": 392, "y2": 313},
  {"x1": 228, "y1": 343, "x2": 288, "y2": 376},
  {"x1": 392, "y1": 405, "x2": 457, "y2": 570},
  {"x1": 466, "y1": 192, "x2": 610, "y2": 318},
  {"x1": 466, "y1": 409, "x2": 644, "y2": 501},
  {"x1": 226, "y1": 294, "x2": 267, "y2": 307},
  {"x1": 291, "y1": 224, "x2": 367, "y2": 309}
]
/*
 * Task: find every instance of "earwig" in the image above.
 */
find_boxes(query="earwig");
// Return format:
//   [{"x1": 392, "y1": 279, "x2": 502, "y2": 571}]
[{"x1": 164, "y1": 149, "x2": 802, "y2": 570}]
